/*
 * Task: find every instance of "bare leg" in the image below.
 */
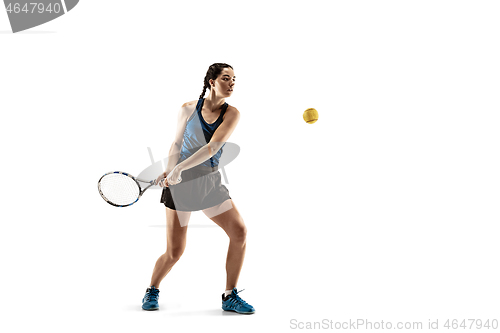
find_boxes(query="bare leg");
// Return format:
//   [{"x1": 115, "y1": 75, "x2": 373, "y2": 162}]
[
  {"x1": 203, "y1": 200, "x2": 247, "y2": 291},
  {"x1": 149, "y1": 208, "x2": 190, "y2": 288}
]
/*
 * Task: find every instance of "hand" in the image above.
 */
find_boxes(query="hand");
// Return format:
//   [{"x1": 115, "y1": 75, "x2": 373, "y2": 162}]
[
  {"x1": 166, "y1": 166, "x2": 183, "y2": 185},
  {"x1": 155, "y1": 172, "x2": 169, "y2": 187}
]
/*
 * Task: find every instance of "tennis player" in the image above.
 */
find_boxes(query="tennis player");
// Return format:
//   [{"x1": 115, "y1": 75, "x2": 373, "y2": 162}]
[{"x1": 142, "y1": 63, "x2": 254, "y2": 314}]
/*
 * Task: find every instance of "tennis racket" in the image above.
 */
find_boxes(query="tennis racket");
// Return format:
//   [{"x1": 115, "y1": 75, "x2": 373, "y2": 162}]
[{"x1": 97, "y1": 171, "x2": 156, "y2": 207}]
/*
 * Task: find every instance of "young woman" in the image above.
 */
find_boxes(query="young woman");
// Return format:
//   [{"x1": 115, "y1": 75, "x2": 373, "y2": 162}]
[{"x1": 141, "y1": 63, "x2": 254, "y2": 314}]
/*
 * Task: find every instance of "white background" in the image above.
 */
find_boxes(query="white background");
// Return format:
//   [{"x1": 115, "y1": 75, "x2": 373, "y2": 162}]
[{"x1": 1, "y1": 1, "x2": 499, "y2": 332}]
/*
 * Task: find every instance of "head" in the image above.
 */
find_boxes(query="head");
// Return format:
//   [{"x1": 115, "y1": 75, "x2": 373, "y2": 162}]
[{"x1": 199, "y1": 63, "x2": 236, "y2": 99}]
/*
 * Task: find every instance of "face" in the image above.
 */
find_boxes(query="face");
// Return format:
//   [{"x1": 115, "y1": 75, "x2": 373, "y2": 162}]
[{"x1": 210, "y1": 67, "x2": 236, "y2": 97}]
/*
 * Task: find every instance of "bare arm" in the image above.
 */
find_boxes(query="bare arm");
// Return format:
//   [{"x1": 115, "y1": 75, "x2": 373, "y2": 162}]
[
  {"x1": 155, "y1": 101, "x2": 196, "y2": 186},
  {"x1": 166, "y1": 106, "x2": 240, "y2": 184}
]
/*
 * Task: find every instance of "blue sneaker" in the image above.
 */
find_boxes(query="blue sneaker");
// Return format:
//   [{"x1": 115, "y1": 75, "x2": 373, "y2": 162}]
[
  {"x1": 222, "y1": 288, "x2": 255, "y2": 314},
  {"x1": 142, "y1": 286, "x2": 160, "y2": 311}
]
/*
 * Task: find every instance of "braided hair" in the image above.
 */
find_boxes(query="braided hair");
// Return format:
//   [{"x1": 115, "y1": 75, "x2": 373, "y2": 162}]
[{"x1": 199, "y1": 63, "x2": 233, "y2": 100}]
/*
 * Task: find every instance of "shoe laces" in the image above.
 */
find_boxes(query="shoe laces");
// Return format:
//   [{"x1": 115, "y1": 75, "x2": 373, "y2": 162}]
[
  {"x1": 146, "y1": 288, "x2": 160, "y2": 301},
  {"x1": 227, "y1": 289, "x2": 249, "y2": 306}
]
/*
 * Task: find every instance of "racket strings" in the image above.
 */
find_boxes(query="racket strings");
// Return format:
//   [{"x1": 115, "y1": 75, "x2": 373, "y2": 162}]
[{"x1": 99, "y1": 173, "x2": 140, "y2": 206}]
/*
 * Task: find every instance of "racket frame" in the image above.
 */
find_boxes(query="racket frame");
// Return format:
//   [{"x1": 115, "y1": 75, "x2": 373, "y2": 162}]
[{"x1": 97, "y1": 171, "x2": 154, "y2": 207}]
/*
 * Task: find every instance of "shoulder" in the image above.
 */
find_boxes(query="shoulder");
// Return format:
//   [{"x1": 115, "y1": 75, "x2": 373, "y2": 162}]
[
  {"x1": 223, "y1": 104, "x2": 240, "y2": 123},
  {"x1": 178, "y1": 100, "x2": 199, "y2": 119},
  {"x1": 182, "y1": 100, "x2": 198, "y2": 108},
  {"x1": 226, "y1": 104, "x2": 240, "y2": 116}
]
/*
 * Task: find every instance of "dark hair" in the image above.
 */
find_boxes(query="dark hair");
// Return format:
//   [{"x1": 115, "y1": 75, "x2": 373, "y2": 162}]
[{"x1": 199, "y1": 63, "x2": 233, "y2": 99}]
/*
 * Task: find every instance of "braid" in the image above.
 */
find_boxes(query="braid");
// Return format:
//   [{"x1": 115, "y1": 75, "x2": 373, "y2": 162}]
[
  {"x1": 198, "y1": 63, "x2": 233, "y2": 100},
  {"x1": 199, "y1": 83, "x2": 208, "y2": 100}
]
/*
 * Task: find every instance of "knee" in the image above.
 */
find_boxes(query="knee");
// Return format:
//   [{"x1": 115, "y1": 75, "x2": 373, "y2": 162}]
[
  {"x1": 166, "y1": 245, "x2": 185, "y2": 261},
  {"x1": 230, "y1": 222, "x2": 247, "y2": 243}
]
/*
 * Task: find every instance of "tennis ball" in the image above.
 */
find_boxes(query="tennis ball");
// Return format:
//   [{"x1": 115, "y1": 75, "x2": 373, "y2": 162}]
[{"x1": 303, "y1": 108, "x2": 319, "y2": 124}]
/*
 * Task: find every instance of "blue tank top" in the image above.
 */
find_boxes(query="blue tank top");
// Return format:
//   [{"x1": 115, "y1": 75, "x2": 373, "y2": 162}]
[{"x1": 178, "y1": 98, "x2": 228, "y2": 168}]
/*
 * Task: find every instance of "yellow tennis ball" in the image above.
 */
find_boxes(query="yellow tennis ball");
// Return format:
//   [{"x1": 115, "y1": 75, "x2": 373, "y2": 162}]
[{"x1": 303, "y1": 108, "x2": 319, "y2": 124}]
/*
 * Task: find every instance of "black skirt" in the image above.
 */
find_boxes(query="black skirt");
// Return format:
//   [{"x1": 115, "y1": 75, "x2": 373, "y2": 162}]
[{"x1": 160, "y1": 166, "x2": 231, "y2": 211}]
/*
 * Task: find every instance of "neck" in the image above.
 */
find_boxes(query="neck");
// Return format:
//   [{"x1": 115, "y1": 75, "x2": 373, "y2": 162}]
[{"x1": 203, "y1": 89, "x2": 225, "y2": 112}]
